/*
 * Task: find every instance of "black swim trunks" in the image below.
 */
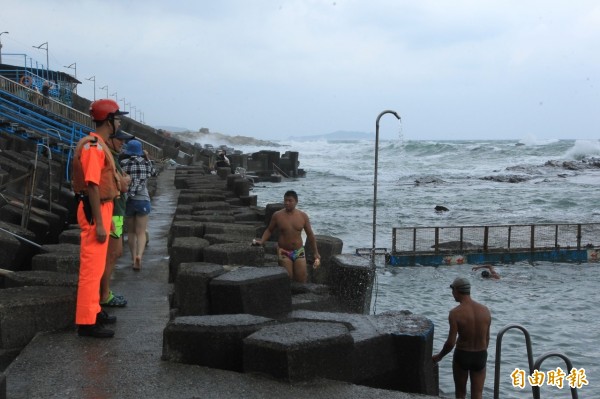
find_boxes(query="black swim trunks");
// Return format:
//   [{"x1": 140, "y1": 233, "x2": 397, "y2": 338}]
[{"x1": 453, "y1": 349, "x2": 488, "y2": 372}]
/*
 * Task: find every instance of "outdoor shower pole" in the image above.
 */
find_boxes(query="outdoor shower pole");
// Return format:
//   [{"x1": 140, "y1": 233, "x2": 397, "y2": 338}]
[{"x1": 372, "y1": 110, "x2": 401, "y2": 254}]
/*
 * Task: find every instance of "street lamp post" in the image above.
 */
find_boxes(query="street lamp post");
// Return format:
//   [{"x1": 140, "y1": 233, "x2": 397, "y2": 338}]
[
  {"x1": 121, "y1": 98, "x2": 126, "y2": 111},
  {"x1": 64, "y1": 63, "x2": 77, "y2": 93},
  {"x1": 99, "y1": 85, "x2": 108, "y2": 98},
  {"x1": 32, "y1": 42, "x2": 49, "y2": 79},
  {"x1": 111, "y1": 91, "x2": 118, "y2": 101},
  {"x1": 0, "y1": 32, "x2": 9, "y2": 65},
  {"x1": 86, "y1": 76, "x2": 96, "y2": 100},
  {"x1": 64, "y1": 62, "x2": 77, "y2": 78}
]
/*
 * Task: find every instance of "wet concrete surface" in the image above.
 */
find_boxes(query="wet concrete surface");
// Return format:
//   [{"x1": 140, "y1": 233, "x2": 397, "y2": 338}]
[{"x1": 5, "y1": 168, "x2": 440, "y2": 399}]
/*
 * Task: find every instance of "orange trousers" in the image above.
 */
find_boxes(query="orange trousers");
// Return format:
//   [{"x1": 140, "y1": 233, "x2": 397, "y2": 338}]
[{"x1": 76, "y1": 201, "x2": 114, "y2": 325}]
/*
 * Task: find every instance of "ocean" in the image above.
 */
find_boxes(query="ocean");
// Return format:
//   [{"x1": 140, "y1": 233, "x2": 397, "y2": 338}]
[{"x1": 197, "y1": 136, "x2": 600, "y2": 398}]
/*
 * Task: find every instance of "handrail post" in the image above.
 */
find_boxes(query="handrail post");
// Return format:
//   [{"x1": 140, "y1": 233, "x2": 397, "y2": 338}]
[
  {"x1": 484, "y1": 226, "x2": 489, "y2": 251},
  {"x1": 372, "y1": 110, "x2": 400, "y2": 253},
  {"x1": 532, "y1": 352, "x2": 579, "y2": 399},
  {"x1": 494, "y1": 323, "x2": 536, "y2": 399}
]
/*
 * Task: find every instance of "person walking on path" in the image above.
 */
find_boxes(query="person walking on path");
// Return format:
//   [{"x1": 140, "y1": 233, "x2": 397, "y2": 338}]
[
  {"x1": 120, "y1": 139, "x2": 157, "y2": 271},
  {"x1": 254, "y1": 190, "x2": 321, "y2": 283},
  {"x1": 71, "y1": 99, "x2": 128, "y2": 338},
  {"x1": 100, "y1": 129, "x2": 133, "y2": 307},
  {"x1": 432, "y1": 277, "x2": 492, "y2": 399}
]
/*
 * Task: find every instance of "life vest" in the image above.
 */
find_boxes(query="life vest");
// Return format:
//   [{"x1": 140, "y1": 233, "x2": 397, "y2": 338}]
[{"x1": 71, "y1": 133, "x2": 120, "y2": 202}]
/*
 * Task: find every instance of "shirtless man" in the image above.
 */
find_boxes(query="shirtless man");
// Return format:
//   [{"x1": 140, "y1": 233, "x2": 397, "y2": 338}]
[
  {"x1": 432, "y1": 277, "x2": 491, "y2": 399},
  {"x1": 254, "y1": 190, "x2": 321, "y2": 283}
]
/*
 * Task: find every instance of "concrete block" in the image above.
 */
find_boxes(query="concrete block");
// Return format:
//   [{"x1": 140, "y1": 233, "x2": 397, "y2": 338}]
[
  {"x1": 31, "y1": 251, "x2": 80, "y2": 274},
  {"x1": 233, "y1": 179, "x2": 250, "y2": 197},
  {"x1": 243, "y1": 321, "x2": 354, "y2": 382},
  {"x1": 0, "y1": 221, "x2": 39, "y2": 271},
  {"x1": 162, "y1": 314, "x2": 276, "y2": 371},
  {"x1": 0, "y1": 204, "x2": 49, "y2": 244},
  {"x1": 261, "y1": 203, "x2": 283, "y2": 242},
  {"x1": 173, "y1": 214, "x2": 192, "y2": 222},
  {"x1": 177, "y1": 192, "x2": 226, "y2": 205},
  {"x1": 2, "y1": 270, "x2": 78, "y2": 289},
  {"x1": 175, "y1": 204, "x2": 193, "y2": 215},
  {"x1": 191, "y1": 214, "x2": 235, "y2": 224},
  {"x1": 232, "y1": 210, "x2": 260, "y2": 223},
  {"x1": 288, "y1": 310, "x2": 397, "y2": 386},
  {"x1": 40, "y1": 243, "x2": 80, "y2": 253},
  {"x1": 0, "y1": 230, "x2": 21, "y2": 272},
  {"x1": 210, "y1": 267, "x2": 291, "y2": 318},
  {"x1": 306, "y1": 235, "x2": 344, "y2": 284},
  {"x1": 0, "y1": 286, "x2": 76, "y2": 349},
  {"x1": 216, "y1": 167, "x2": 231, "y2": 179},
  {"x1": 192, "y1": 201, "x2": 230, "y2": 212},
  {"x1": 289, "y1": 283, "x2": 337, "y2": 312},
  {"x1": 0, "y1": 348, "x2": 20, "y2": 373},
  {"x1": 168, "y1": 237, "x2": 210, "y2": 283},
  {"x1": 203, "y1": 243, "x2": 264, "y2": 266},
  {"x1": 0, "y1": 371, "x2": 5, "y2": 399},
  {"x1": 239, "y1": 195, "x2": 257, "y2": 207},
  {"x1": 203, "y1": 233, "x2": 252, "y2": 245},
  {"x1": 329, "y1": 255, "x2": 375, "y2": 314},
  {"x1": 58, "y1": 228, "x2": 80, "y2": 245},
  {"x1": 23, "y1": 205, "x2": 63, "y2": 244},
  {"x1": 174, "y1": 263, "x2": 226, "y2": 316},
  {"x1": 226, "y1": 174, "x2": 242, "y2": 190},
  {"x1": 373, "y1": 310, "x2": 438, "y2": 395},
  {"x1": 203, "y1": 223, "x2": 259, "y2": 238},
  {"x1": 167, "y1": 220, "x2": 205, "y2": 248}
]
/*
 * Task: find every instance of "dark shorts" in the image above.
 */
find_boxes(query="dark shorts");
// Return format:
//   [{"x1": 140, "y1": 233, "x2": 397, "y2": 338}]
[
  {"x1": 453, "y1": 349, "x2": 488, "y2": 372},
  {"x1": 125, "y1": 199, "x2": 151, "y2": 217}
]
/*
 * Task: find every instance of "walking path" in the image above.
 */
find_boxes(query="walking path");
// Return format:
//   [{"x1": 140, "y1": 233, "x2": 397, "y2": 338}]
[{"x1": 5, "y1": 168, "x2": 436, "y2": 399}]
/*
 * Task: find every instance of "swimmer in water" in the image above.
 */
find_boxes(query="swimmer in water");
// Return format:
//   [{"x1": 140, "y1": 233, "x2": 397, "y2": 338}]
[{"x1": 472, "y1": 265, "x2": 500, "y2": 279}]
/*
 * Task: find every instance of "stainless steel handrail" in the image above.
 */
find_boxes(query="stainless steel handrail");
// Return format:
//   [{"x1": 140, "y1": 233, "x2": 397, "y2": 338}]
[
  {"x1": 494, "y1": 324, "x2": 535, "y2": 399},
  {"x1": 532, "y1": 352, "x2": 579, "y2": 399}
]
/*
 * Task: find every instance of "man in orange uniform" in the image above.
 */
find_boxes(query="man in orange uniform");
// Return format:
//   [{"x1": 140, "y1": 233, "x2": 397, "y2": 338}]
[{"x1": 72, "y1": 99, "x2": 128, "y2": 338}]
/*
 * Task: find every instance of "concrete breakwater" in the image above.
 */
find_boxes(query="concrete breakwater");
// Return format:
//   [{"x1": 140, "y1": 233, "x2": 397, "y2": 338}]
[
  {"x1": 161, "y1": 165, "x2": 439, "y2": 395},
  {"x1": 0, "y1": 137, "x2": 438, "y2": 397}
]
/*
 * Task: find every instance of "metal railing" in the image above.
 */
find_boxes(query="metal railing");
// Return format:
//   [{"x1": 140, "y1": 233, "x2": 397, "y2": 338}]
[
  {"x1": 0, "y1": 74, "x2": 93, "y2": 128},
  {"x1": 494, "y1": 324, "x2": 535, "y2": 399},
  {"x1": 494, "y1": 324, "x2": 579, "y2": 399},
  {"x1": 391, "y1": 223, "x2": 599, "y2": 254},
  {"x1": 1, "y1": 73, "x2": 162, "y2": 176}
]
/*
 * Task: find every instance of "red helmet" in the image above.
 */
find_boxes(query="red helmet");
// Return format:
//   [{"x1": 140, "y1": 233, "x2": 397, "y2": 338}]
[{"x1": 89, "y1": 99, "x2": 128, "y2": 122}]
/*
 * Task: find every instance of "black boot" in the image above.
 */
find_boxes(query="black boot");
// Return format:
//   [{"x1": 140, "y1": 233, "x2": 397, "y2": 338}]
[
  {"x1": 97, "y1": 309, "x2": 117, "y2": 324},
  {"x1": 78, "y1": 323, "x2": 114, "y2": 338}
]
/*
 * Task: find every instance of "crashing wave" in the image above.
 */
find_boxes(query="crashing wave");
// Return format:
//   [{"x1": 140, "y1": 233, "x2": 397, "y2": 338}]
[{"x1": 169, "y1": 130, "x2": 280, "y2": 147}]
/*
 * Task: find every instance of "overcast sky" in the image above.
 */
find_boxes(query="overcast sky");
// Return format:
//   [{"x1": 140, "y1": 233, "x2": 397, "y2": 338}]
[{"x1": 1, "y1": 1, "x2": 599, "y2": 140}]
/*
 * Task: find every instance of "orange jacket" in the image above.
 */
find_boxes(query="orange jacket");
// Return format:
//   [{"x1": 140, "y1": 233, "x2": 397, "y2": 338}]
[{"x1": 72, "y1": 133, "x2": 120, "y2": 202}]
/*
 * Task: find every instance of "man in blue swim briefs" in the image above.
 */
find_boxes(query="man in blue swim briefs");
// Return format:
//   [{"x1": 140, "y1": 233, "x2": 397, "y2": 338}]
[
  {"x1": 254, "y1": 190, "x2": 321, "y2": 283},
  {"x1": 432, "y1": 277, "x2": 491, "y2": 399}
]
